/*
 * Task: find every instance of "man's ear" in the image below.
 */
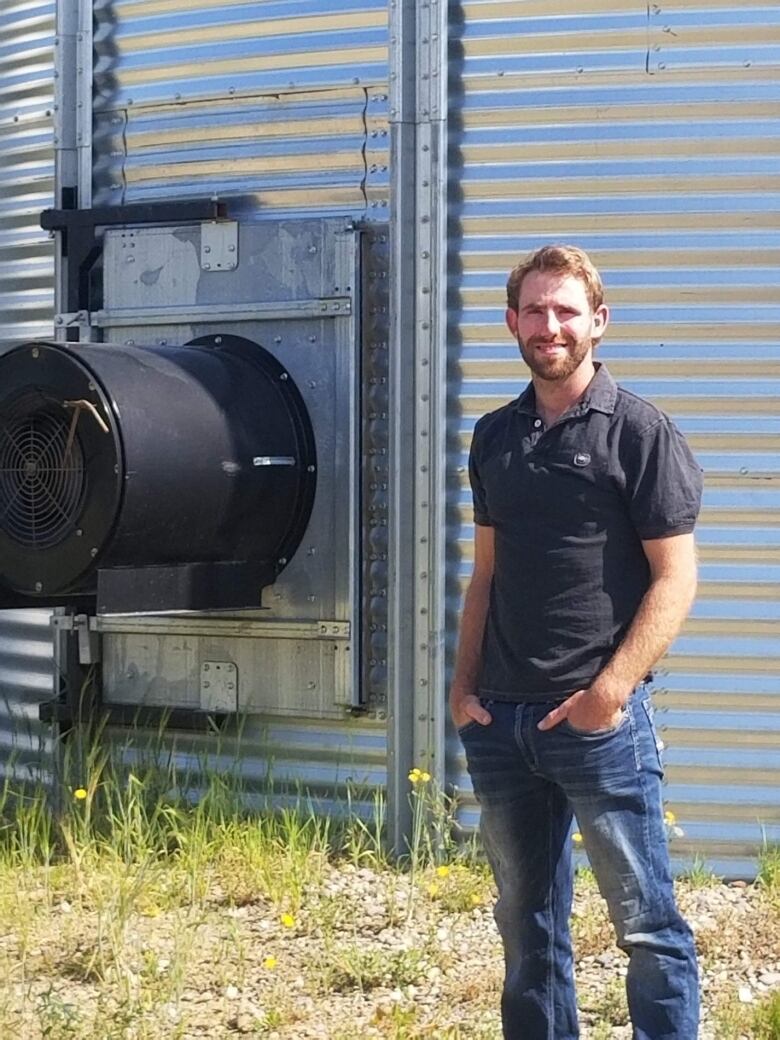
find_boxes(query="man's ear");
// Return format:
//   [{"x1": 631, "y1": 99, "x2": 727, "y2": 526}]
[
  {"x1": 505, "y1": 307, "x2": 519, "y2": 337},
  {"x1": 591, "y1": 303, "x2": 609, "y2": 341}
]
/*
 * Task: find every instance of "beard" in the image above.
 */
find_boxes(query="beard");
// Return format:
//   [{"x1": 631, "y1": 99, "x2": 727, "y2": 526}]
[{"x1": 517, "y1": 332, "x2": 594, "y2": 382}]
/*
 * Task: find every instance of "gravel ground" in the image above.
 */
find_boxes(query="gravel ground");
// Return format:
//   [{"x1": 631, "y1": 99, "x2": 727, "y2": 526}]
[{"x1": 2, "y1": 862, "x2": 778, "y2": 1039}]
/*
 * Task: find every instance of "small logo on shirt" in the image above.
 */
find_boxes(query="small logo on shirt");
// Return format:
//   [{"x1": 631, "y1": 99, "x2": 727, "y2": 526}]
[{"x1": 573, "y1": 452, "x2": 591, "y2": 467}]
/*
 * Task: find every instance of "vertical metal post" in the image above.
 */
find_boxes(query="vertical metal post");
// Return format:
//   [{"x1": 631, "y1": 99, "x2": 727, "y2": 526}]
[
  {"x1": 53, "y1": 0, "x2": 93, "y2": 337},
  {"x1": 387, "y1": 0, "x2": 448, "y2": 855},
  {"x1": 49, "y1": 0, "x2": 96, "y2": 794}
]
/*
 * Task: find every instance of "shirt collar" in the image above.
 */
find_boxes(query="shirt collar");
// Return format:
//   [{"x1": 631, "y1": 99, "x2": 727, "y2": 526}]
[{"x1": 514, "y1": 362, "x2": 618, "y2": 418}]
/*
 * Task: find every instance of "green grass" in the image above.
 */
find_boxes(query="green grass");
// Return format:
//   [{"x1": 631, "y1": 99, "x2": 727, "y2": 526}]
[
  {"x1": 758, "y1": 841, "x2": 780, "y2": 907},
  {"x1": 0, "y1": 726, "x2": 777, "y2": 1039},
  {"x1": 678, "y1": 852, "x2": 722, "y2": 889},
  {"x1": 714, "y1": 989, "x2": 780, "y2": 1040}
]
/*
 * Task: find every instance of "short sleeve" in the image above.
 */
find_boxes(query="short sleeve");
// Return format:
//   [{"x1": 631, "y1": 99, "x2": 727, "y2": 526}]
[
  {"x1": 623, "y1": 418, "x2": 703, "y2": 540},
  {"x1": 469, "y1": 420, "x2": 493, "y2": 527}
]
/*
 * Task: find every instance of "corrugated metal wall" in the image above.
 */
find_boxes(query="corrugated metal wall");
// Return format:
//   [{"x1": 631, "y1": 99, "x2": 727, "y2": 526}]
[
  {"x1": 88, "y1": 1, "x2": 391, "y2": 798},
  {"x1": 0, "y1": 1, "x2": 56, "y2": 778},
  {"x1": 447, "y1": 0, "x2": 780, "y2": 876},
  {"x1": 4, "y1": 0, "x2": 779, "y2": 873},
  {"x1": 0, "y1": 0, "x2": 55, "y2": 339},
  {"x1": 92, "y1": 0, "x2": 390, "y2": 213}
]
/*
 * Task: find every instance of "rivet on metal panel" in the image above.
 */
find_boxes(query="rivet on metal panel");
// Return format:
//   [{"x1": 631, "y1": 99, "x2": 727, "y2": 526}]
[{"x1": 280, "y1": 372, "x2": 288, "y2": 380}]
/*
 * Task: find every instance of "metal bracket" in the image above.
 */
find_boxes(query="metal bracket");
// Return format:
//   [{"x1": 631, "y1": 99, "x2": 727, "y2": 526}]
[
  {"x1": 74, "y1": 613, "x2": 101, "y2": 664},
  {"x1": 201, "y1": 220, "x2": 238, "y2": 271},
  {"x1": 253, "y1": 456, "x2": 296, "y2": 467},
  {"x1": 41, "y1": 198, "x2": 228, "y2": 318},
  {"x1": 200, "y1": 660, "x2": 238, "y2": 711},
  {"x1": 92, "y1": 297, "x2": 352, "y2": 328}
]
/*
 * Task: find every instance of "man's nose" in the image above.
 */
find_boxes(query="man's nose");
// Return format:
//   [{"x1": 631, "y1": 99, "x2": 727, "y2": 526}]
[{"x1": 541, "y1": 309, "x2": 560, "y2": 334}]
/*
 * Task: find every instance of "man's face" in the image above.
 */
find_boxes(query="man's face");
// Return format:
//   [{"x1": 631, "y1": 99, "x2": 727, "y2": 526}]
[{"x1": 505, "y1": 271, "x2": 609, "y2": 383}]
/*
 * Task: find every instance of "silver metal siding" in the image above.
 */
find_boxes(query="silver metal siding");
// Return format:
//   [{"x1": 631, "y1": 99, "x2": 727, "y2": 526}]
[
  {"x1": 0, "y1": 2, "x2": 56, "y2": 778},
  {"x1": 92, "y1": 0, "x2": 390, "y2": 215},
  {"x1": 0, "y1": 609, "x2": 55, "y2": 780},
  {"x1": 0, "y1": 0, "x2": 55, "y2": 338},
  {"x1": 447, "y1": 1, "x2": 780, "y2": 875}
]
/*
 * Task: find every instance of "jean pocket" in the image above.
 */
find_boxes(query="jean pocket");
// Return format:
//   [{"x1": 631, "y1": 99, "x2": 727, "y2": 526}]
[
  {"x1": 560, "y1": 707, "x2": 629, "y2": 739},
  {"x1": 641, "y1": 698, "x2": 665, "y2": 772},
  {"x1": 457, "y1": 719, "x2": 480, "y2": 737}
]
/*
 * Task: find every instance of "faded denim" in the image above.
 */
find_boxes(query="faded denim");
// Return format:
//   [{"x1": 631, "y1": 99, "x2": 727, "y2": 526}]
[{"x1": 459, "y1": 691, "x2": 699, "y2": 1040}]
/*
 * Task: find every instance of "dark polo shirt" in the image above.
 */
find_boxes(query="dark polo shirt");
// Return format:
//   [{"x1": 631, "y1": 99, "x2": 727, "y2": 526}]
[{"x1": 469, "y1": 363, "x2": 703, "y2": 702}]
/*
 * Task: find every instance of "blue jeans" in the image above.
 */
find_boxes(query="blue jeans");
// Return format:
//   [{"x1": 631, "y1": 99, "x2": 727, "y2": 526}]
[{"x1": 459, "y1": 691, "x2": 699, "y2": 1040}]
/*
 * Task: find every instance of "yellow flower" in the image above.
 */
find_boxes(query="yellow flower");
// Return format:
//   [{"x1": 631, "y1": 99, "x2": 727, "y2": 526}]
[
  {"x1": 419, "y1": 771, "x2": 431, "y2": 783},
  {"x1": 436, "y1": 865, "x2": 450, "y2": 879},
  {"x1": 470, "y1": 893, "x2": 481, "y2": 906},
  {"x1": 572, "y1": 832, "x2": 584, "y2": 845},
  {"x1": 426, "y1": 883, "x2": 440, "y2": 898},
  {"x1": 408, "y1": 767, "x2": 431, "y2": 784},
  {"x1": 263, "y1": 956, "x2": 277, "y2": 970},
  {"x1": 664, "y1": 810, "x2": 676, "y2": 825},
  {"x1": 280, "y1": 913, "x2": 295, "y2": 929},
  {"x1": 73, "y1": 788, "x2": 87, "y2": 800}
]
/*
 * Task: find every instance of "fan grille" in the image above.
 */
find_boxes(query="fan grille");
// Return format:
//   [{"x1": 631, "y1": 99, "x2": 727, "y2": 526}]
[{"x1": 0, "y1": 408, "x2": 86, "y2": 549}]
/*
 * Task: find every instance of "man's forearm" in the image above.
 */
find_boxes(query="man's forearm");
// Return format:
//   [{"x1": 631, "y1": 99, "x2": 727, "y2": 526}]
[
  {"x1": 451, "y1": 577, "x2": 491, "y2": 697},
  {"x1": 594, "y1": 570, "x2": 697, "y2": 708}
]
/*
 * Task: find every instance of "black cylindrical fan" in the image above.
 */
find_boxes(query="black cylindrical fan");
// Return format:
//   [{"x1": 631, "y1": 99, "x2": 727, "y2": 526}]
[{"x1": 0, "y1": 336, "x2": 316, "y2": 613}]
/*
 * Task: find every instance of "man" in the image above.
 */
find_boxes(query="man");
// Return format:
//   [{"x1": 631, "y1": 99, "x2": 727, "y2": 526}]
[{"x1": 451, "y1": 244, "x2": 702, "y2": 1040}]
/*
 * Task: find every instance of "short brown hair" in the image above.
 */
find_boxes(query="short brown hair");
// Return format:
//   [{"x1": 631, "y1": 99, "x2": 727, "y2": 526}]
[{"x1": 506, "y1": 244, "x2": 604, "y2": 313}]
